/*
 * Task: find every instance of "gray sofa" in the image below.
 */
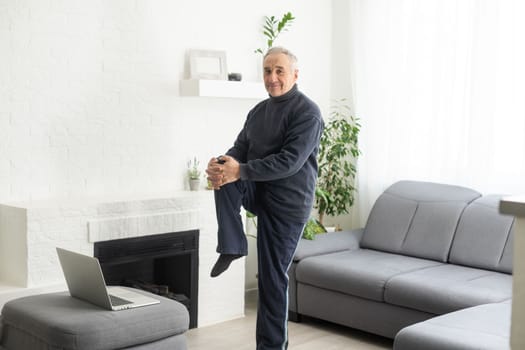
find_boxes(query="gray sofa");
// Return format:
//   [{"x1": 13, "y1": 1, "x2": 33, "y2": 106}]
[{"x1": 288, "y1": 180, "x2": 515, "y2": 349}]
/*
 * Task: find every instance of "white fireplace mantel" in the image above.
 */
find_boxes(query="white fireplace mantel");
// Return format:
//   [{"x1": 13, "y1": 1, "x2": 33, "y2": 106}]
[{"x1": 0, "y1": 191, "x2": 245, "y2": 327}]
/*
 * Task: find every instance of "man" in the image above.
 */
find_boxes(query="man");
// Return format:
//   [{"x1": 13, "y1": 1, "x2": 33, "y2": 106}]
[{"x1": 206, "y1": 46, "x2": 323, "y2": 350}]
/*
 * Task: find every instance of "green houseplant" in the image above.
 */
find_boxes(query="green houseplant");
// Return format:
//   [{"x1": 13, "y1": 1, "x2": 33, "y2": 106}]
[
  {"x1": 315, "y1": 99, "x2": 361, "y2": 226},
  {"x1": 187, "y1": 157, "x2": 201, "y2": 191},
  {"x1": 255, "y1": 12, "x2": 295, "y2": 54}
]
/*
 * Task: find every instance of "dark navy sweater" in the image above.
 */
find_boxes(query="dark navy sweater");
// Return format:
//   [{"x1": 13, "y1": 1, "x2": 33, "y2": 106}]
[{"x1": 226, "y1": 84, "x2": 324, "y2": 222}]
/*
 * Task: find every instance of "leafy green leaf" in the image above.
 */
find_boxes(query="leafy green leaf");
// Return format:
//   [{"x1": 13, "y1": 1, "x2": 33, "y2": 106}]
[{"x1": 302, "y1": 217, "x2": 326, "y2": 240}]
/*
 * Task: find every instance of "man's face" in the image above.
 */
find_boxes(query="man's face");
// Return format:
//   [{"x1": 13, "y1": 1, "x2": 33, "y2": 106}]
[{"x1": 263, "y1": 53, "x2": 298, "y2": 97}]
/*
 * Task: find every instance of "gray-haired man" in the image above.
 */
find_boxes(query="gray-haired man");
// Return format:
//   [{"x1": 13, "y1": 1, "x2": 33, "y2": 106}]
[{"x1": 206, "y1": 47, "x2": 324, "y2": 350}]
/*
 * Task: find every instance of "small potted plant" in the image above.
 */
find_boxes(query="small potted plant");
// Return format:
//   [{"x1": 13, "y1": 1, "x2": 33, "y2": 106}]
[
  {"x1": 187, "y1": 157, "x2": 201, "y2": 191},
  {"x1": 254, "y1": 12, "x2": 295, "y2": 54}
]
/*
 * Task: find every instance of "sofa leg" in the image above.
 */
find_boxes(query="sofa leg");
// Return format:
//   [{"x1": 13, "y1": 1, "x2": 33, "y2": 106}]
[{"x1": 288, "y1": 311, "x2": 302, "y2": 323}]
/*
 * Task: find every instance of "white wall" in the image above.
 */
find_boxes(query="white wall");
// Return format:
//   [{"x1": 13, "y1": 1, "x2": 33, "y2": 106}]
[{"x1": 0, "y1": 0, "x2": 333, "y2": 202}]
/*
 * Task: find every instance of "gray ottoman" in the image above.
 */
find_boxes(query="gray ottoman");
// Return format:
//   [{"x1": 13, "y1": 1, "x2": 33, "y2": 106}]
[
  {"x1": 394, "y1": 301, "x2": 511, "y2": 350},
  {"x1": 0, "y1": 288, "x2": 189, "y2": 350}
]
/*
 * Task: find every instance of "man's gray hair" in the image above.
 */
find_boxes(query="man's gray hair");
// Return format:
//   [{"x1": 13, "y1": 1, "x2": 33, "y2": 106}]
[{"x1": 264, "y1": 46, "x2": 298, "y2": 70}]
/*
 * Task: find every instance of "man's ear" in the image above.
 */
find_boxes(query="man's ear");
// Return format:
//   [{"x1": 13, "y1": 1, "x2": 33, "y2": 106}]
[{"x1": 294, "y1": 69, "x2": 299, "y2": 81}]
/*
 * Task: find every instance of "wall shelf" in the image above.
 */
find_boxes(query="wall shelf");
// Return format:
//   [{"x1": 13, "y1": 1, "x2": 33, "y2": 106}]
[{"x1": 179, "y1": 79, "x2": 267, "y2": 99}]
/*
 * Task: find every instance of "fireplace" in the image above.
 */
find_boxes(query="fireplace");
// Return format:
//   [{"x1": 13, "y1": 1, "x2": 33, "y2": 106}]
[
  {"x1": 93, "y1": 230, "x2": 199, "y2": 328},
  {"x1": 0, "y1": 192, "x2": 244, "y2": 327}
]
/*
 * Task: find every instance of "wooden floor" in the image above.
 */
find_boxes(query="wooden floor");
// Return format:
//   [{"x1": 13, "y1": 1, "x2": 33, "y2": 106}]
[{"x1": 186, "y1": 290, "x2": 393, "y2": 350}]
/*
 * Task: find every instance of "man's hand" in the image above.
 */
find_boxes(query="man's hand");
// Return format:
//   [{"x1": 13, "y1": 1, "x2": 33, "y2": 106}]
[
  {"x1": 219, "y1": 155, "x2": 241, "y2": 185},
  {"x1": 206, "y1": 157, "x2": 223, "y2": 190},
  {"x1": 206, "y1": 155, "x2": 241, "y2": 190}
]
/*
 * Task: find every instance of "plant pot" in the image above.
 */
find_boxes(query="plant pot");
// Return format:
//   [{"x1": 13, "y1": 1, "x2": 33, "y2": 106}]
[{"x1": 189, "y1": 179, "x2": 200, "y2": 191}]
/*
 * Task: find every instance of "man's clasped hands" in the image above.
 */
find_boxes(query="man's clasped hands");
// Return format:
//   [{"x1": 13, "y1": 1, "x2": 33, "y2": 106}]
[{"x1": 205, "y1": 155, "x2": 241, "y2": 190}]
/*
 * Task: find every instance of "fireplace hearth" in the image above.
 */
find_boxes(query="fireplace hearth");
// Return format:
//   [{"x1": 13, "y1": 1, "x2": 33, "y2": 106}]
[{"x1": 94, "y1": 230, "x2": 199, "y2": 328}]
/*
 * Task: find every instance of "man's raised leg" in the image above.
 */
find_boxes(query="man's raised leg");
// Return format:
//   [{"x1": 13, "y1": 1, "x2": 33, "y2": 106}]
[{"x1": 211, "y1": 180, "x2": 256, "y2": 277}]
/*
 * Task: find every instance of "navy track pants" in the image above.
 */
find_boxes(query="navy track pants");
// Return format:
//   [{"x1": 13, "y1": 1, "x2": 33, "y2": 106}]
[{"x1": 214, "y1": 180, "x2": 305, "y2": 350}]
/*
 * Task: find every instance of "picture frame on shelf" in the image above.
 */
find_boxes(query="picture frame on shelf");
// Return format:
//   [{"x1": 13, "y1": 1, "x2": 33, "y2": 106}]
[{"x1": 189, "y1": 49, "x2": 227, "y2": 80}]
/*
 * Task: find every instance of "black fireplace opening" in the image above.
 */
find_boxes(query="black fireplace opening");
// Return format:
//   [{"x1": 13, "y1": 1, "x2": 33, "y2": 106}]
[{"x1": 94, "y1": 230, "x2": 199, "y2": 328}]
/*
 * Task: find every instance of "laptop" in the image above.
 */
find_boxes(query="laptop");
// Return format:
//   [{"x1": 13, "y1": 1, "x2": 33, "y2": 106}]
[{"x1": 56, "y1": 247, "x2": 160, "y2": 310}]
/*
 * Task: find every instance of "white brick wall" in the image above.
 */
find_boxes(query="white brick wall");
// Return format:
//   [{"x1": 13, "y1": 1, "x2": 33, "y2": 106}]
[{"x1": 0, "y1": 1, "x2": 333, "y2": 203}]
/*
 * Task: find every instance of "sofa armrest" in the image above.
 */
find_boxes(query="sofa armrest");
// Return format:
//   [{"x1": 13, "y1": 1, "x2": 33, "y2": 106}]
[{"x1": 293, "y1": 228, "x2": 364, "y2": 262}]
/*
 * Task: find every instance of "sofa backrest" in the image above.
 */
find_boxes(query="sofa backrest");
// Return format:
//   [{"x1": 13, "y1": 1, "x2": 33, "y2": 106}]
[
  {"x1": 361, "y1": 181, "x2": 481, "y2": 262},
  {"x1": 449, "y1": 195, "x2": 515, "y2": 273}
]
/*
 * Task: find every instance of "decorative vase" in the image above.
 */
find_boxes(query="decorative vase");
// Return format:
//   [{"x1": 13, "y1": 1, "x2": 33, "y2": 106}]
[{"x1": 189, "y1": 179, "x2": 200, "y2": 191}]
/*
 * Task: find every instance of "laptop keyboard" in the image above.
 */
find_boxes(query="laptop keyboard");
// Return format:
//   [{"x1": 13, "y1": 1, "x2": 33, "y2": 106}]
[{"x1": 109, "y1": 294, "x2": 132, "y2": 306}]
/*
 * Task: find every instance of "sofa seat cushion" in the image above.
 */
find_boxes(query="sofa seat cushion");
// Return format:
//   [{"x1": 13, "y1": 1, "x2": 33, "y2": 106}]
[
  {"x1": 393, "y1": 301, "x2": 511, "y2": 350},
  {"x1": 295, "y1": 249, "x2": 442, "y2": 302},
  {"x1": 385, "y1": 264, "x2": 512, "y2": 314}
]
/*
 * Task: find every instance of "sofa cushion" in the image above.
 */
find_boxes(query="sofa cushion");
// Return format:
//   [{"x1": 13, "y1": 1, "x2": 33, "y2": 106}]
[
  {"x1": 293, "y1": 229, "x2": 363, "y2": 262},
  {"x1": 449, "y1": 195, "x2": 515, "y2": 273},
  {"x1": 393, "y1": 301, "x2": 511, "y2": 350},
  {"x1": 385, "y1": 264, "x2": 512, "y2": 315},
  {"x1": 295, "y1": 249, "x2": 442, "y2": 302},
  {"x1": 361, "y1": 181, "x2": 481, "y2": 262}
]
